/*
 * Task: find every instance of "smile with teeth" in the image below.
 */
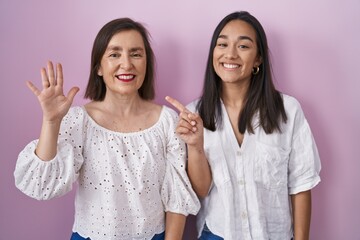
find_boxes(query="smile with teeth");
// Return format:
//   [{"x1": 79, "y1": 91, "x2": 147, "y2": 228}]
[
  {"x1": 222, "y1": 63, "x2": 240, "y2": 69},
  {"x1": 116, "y1": 74, "x2": 135, "y2": 82}
]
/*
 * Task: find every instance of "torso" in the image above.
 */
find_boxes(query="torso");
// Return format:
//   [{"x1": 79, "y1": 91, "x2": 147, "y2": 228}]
[{"x1": 224, "y1": 104, "x2": 244, "y2": 146}]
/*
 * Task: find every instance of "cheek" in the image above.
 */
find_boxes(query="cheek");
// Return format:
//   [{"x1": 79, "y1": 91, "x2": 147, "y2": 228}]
[
  {"x1": 212, "y1": 62, "x2": 221, "y2": 76},
  {"x1": 212, "y1": 53, "x2": 220, "y2": 70}
]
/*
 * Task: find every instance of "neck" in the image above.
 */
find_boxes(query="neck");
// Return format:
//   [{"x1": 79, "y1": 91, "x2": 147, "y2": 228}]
[
  {"x1": 102, "y1": 93, "x2": 144, "y2": 117},
  {"x1": 221, "y1": 80, "x2": 249, "y2": 108}
]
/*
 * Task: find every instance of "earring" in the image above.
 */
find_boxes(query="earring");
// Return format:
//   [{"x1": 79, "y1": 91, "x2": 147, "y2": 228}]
[{"x1": 252, "y1": 66, "x2": 260, "y2": 75}]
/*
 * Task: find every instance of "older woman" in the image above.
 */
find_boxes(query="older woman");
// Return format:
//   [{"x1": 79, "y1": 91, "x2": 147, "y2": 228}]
[{"x1": 15, "y1": 18, "x2": 199, "y2": 240}]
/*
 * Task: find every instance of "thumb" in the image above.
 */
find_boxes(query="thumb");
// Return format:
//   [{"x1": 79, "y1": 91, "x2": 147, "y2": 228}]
[{"x1": 67, "y1": 87, "x2": 80, "y2": 103}]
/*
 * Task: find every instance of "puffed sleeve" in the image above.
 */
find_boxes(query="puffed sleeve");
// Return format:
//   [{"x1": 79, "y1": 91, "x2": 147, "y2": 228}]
[
  {"x1": 14, "y1": 107, "x2": 85, "y2": 200},
  {"x1": 287, "y1": 98, "x2": 321, "y2": 195},
  {"x1": 160, "y1": 107, "x2": 200, "y2": 216}
]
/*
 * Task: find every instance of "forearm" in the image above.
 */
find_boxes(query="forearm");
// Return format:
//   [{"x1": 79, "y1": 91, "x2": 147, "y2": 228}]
[
  {"x1": 165, "y1": 212, "x2": 186, "y2": 240},
  {"x1": 36, "y1": 119, "x2": 61, "y2": 161},
  {"x1": 187, "y1": 145, "x2": 212, "y2": 198},
  {"x1": 291, "y1": 190, "x2": 312, "y2": 240}
]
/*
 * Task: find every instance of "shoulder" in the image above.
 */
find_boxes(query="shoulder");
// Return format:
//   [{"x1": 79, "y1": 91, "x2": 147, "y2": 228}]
[
  {"x1": 281, "y1": 94, "x2": 304, "y2": 119},
  {"x1": 145, "y1": 101, "x2": 162, "y2": 117},
  {"x1": 161, "y1": 105, "x2": 179, "y2": 120},
  {"x1": 60, "y1": 106, "x2": 87, "y2": 130},
  {"x1": 281, "y1": 94, "x2": 309, "y2": 133},
  {"x1": 186, "y1": 99, "x2": 200, "y2": 113},
  {"x1": 63, "y1": 106, "x2": 86, "y2": 120},
  {"x1": 282, "y1": 94, "x2": 301, "y2": 110}
]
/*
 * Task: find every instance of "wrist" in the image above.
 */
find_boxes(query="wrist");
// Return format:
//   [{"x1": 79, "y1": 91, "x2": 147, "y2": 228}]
[
  {"x1": 187, "y1": 143, "x2": 204, "y2": 155},
  {"x1": 42, "y1": 118, "x2": 62, "y2": 126}
]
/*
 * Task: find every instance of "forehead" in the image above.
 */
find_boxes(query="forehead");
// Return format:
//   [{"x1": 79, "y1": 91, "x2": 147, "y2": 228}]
[
  {"x1": 107, "y1": 30, "x2": 145, "y2": 49},
  {"x1": 219, "y1": 20, "x2": 257, "y2": 40}
]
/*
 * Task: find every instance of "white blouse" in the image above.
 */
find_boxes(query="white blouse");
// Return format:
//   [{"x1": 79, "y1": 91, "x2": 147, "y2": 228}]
[
  {"x1": 187, "y1": 94, "x2": 321, "y2": 240},
  {"x1": 14, "y1": 105, "x2": 200, "y2": 240}
]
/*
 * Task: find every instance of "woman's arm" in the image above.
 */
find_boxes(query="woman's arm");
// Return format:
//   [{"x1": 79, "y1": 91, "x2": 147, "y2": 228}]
[
  {"x1": 187, "y1": 142, "x2": 212, "y2": 198},
  {"x1": 291, "y1": 190, "x2": 312, "y2": 240},
  {"x1": 27, "y1": 61, "x2": 79, "y2": 160},
  {"x1": 165, "y1": 212, "x2": 186, "y2": 240},
  {"x1": 165, "y1": 96, "x2": 212, "y2": 198}
]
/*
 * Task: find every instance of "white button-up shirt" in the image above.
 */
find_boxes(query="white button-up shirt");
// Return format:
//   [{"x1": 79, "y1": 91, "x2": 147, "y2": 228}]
[
  {"x1": 188, "y1": 94, "x2": 321, "y2": 240},
  {"x1": 14, "y1": 106, "x2": 200, "y2": 240}
]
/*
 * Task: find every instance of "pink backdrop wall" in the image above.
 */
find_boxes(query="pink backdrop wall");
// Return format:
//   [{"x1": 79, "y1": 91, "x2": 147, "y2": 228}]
[{"x1": 1, "y1": 0, "x2": 359, "y2": 239}]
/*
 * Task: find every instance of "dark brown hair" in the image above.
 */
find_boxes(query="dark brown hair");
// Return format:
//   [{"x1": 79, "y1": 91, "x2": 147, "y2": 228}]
[
  {"x1": 85, "y1": 18, "x2": 155, "y2": 100},
  {"x1": 197, "y1": 11, "x2": 287, "y2": 134}
]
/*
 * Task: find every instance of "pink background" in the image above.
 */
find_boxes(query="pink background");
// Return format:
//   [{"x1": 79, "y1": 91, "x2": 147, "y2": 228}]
[{"x1": 1, "y1": 0, "x2": 359, "y2": 239}]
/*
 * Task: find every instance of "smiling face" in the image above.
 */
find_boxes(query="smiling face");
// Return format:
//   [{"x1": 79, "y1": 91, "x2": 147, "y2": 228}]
[
  {"x1": 213, "y1": 20, "x2": 262, "y2": 86},
  {"x1": 97, "y1": 30, "x2": 147, "y2": 97}
]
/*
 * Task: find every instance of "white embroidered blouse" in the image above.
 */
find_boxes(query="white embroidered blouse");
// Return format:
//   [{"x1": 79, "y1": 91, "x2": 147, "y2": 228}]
[
  {"x1": 187, "y1": 94, "x2": 321, "y2": 240},
  {"x1": 14, "y1": 105, "x2": 200, "y2": 240}
]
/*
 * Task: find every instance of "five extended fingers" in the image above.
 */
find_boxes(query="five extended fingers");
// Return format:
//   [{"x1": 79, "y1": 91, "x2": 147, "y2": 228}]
[{"x1": 27, "y1": 61, "x2": 78, "y2": 101}]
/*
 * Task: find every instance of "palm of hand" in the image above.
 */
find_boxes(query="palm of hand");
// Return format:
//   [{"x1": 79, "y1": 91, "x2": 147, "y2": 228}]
[{"x1": 38, "y1": 85, "x2": 72, "y2": 122}]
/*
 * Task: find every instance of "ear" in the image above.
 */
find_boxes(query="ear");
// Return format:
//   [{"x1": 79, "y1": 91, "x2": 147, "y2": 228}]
[
  {"x1": 255, "y1": 55, "x2": 262, "y2": 68},
  {"x1": 97, "y1": 67, "x2": 103, "y2": 76}
]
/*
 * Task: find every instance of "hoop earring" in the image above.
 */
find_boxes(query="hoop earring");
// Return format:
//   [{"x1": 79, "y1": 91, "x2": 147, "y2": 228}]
[{"x1": 252, "y1": 66, "x2": 260, "y2": 75}]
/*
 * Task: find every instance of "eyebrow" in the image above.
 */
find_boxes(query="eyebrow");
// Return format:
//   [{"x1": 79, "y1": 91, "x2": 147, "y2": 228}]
[
  {"x1": 218, "y1": 34, "x2": 254, "y2": 42},
  {"x1": 106, "y1": 46, "x2": 145, "y2": 52}
]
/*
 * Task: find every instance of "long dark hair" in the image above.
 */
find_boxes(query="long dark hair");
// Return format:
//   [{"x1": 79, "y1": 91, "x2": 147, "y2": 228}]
[
  {"x1": 197, "y1": 11, "x2": 287, "y2": 134},
  {"x1": 85, "y1": 18, "x2": 155, "y2": 101}
]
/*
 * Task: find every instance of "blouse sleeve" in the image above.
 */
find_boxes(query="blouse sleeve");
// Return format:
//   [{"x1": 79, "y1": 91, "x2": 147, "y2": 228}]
[
  {"x1": 160, "y1": 107, "x2": 200, "y2": 216},
  {"x1": 14, "y1": 107, "x2": 85, "y2": 200},
  {"x1": 287, "y1": 99, "x2": 321, "y2": 195}
]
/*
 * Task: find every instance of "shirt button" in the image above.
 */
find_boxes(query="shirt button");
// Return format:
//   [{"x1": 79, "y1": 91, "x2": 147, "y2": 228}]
[
  {"x1": 242, "y1": 212, "x2": 248, "y2": 219},
  {"x1": 238, "y1": 179, "x2": 245, "y2": 185},
  {"x1": 236, "y1": 151, "x2": 241, "y2": 156}
]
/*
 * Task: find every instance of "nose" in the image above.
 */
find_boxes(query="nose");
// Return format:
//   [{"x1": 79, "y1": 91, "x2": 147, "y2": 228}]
[
  {"x1": 120, "y1": 54, "x2": 133, "y2": 70},
  {"x1": 225, "y1": 45, "x2": 238, "y2": 59}
]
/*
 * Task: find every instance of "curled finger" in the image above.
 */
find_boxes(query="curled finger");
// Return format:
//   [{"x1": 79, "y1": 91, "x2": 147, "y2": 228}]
[
  {"x1": 179, "y1": 111, "x2": 193, "y2": 124},
  {"x1": 176, "y1": 125, "x2": 191, "y2": 135},
  {"x1": 178, "y1": 118, "x2": 194, "y2": 131}
]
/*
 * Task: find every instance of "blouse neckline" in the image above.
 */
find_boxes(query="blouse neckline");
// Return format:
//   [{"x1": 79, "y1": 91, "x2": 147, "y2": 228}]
[{"x1": 79, "y1": 105, "x2": 166, "y2": 136}]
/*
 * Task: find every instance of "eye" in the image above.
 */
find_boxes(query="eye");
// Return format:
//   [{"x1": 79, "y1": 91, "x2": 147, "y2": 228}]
[
  {"x1": 109, "y1": 53, "x2": 120, "y2": 58},
  {"x1": 239, "y1": 45, "x2": 249, "y2": 49},
  {"x1": 131, "y1": 52, "x2": 143, "y2": 58},
  {"x1": 216, "y1": 43, "x2": 227, "y2": 48}
]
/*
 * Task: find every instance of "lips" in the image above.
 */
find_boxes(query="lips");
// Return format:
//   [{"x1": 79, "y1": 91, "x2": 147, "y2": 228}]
[{"x1": 116, "y1": 74, "x2": 135, "y2": 82}]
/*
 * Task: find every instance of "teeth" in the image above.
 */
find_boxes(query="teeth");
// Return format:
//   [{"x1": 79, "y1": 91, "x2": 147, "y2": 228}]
[
  {"x1": 223, "y1": 63, "x2": 239, "y2": 69},
  {"x1": 117, "y1": 75, "x2": 134, "y2": 80}
]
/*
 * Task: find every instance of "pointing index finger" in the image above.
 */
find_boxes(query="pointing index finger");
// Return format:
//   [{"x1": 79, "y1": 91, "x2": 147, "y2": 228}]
[{"x1": 165, "y1": 96, "x2": 187, "y2": 112}]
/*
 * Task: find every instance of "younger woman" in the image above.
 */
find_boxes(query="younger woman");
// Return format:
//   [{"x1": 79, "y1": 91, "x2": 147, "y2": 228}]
[{"x1": 167, "y1": 11, "x2": 321, "y2": 240}]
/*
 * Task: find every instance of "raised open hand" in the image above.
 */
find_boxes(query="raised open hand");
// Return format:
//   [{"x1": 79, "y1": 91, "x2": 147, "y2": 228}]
[
  {"x1": 26, "y1": 61, "x2": 79, "y2": 123},
  {"x1": 165, "y1": 96, "x2": 204, "y2": 147}
]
